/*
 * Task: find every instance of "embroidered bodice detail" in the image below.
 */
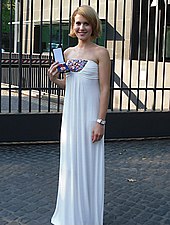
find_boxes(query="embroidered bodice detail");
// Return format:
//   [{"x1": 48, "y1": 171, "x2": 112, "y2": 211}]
[{"x1": 67, "y1": 59, "x2": 88, "y2": 72}]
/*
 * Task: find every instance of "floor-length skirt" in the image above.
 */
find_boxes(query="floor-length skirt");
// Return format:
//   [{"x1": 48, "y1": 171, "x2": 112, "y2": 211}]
[{"x1": 51, "y1": 60, "x2": 104, "y2": 225}]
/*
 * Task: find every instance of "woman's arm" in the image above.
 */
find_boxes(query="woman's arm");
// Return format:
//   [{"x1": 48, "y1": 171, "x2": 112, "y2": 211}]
[
  {"x1": 92, "y1": 47, "x2": 111, "y2": 143},
  {"x1": 98, "y1": 47, "x2": 111, "y2": 120}
]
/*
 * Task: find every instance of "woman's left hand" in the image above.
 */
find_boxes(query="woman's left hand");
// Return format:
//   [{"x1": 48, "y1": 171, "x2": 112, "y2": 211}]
[{"x1": 92, "y1": 123, "x2": 105, "y2": 143}]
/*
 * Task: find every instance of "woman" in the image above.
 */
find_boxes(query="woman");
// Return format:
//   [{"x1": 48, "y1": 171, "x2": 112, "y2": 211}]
[{"x1": 48, "y1": 5, "x2": 111, "y2": 225}]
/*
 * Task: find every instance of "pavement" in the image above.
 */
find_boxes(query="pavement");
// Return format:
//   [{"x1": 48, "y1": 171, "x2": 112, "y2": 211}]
[
  {"x1": 0, "y1": 139, "x2": 170, "y2": 225},
  {"x1": 1, "y1": 83, "x2": 63, "y2": 113}
]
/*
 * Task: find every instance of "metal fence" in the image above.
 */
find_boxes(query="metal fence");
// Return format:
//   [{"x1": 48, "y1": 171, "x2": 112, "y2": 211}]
[
  {"x1": 1, "y1": 53, "x2": 64, "y2": 113},
  {"x1": 0, "y1": 0, "x2": 170, "y2": 113}
]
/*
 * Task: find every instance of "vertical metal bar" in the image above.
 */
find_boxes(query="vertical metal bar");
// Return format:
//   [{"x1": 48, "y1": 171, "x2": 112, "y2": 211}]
[
  {"x1": 38, "y1": 0, "x2": 43, "y2": 112},
  {"x1": 49, "y1": 0, "x2": 53, "y2": 56},
  {"x1": 144, "y1": 0, "x2": 151, "y2": 111},
  {"x1": 79, "y1": 0, "x2": 81, "y2": 6},
  {"x1": 136, "y1": 0, "x2": 142, "y2": 111},
  {"x1": 88, "y1": 0, "x2": 90, "y2": 5},
  {"x1": 68, "y1": 0, "x2": 72, "y2": 47},
  {"x1": 18, "y1": 0, "x2": 23, "y2": 113},
  {"x1": 119, "y1": 0, "x2": 126, "y2": 111},
  {"x1": 24, "y1": 0, "x2": 29, "y2": 53},
  {"x1": 59, "y1": 0, "x2": 62, "y2": 46},
  {"x1": 153, "y1": 3, "x2": 160, "y2": 110},
  {"x1": 161, "y1": 0, "x2": 167, "y2": 111},
  {"x1": 8, "y1": 0, "x2": 13, "y2": 113},
  {"x1": 29, "y1": 0, "x2": 33, "y2": 112},
  {"x1": 104, "y1": 0, "x2": 108, "y2": 48},
  {"x1": 0, "y1": 0, "x2": 2, "y2": 113},
  {"x1": 128, "y1": 0, "x2": 134, "y2": 111},
  {"x1": 110, "y1": 0, "x2": 117, "y2": 111},
  {"x1": 95, "y1": 0, "x2": 99, "y2": 45},
  {"x1": 48, "y1": 0, "x2": 53, "y2": 112},
  {"x1": 14, "y1": 0, "x2": 19, "y2": 53},
  {"x1": 97, "y1": 0, "x2": 99, "y2": 15},
  {"x1": 56, "y1": 0, "x2": 63, "y2": 112}
]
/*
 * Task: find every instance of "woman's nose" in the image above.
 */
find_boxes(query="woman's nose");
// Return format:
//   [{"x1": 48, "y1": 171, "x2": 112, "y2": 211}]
[{"x1": 80, "y1": 23, "x2": 84, "y2": 29}]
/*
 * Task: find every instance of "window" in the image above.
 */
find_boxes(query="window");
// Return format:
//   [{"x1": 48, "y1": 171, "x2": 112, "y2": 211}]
[
  {"x1": 33, "y1": 19, "x2": 108, "y2": 54},
  {"x1": 131, "y1": 0, "x2": 170, "y2": 61},
  {"x1": 165, "y1": 25, "x2": 170, "y2": 60},
  {"x1": 34, "y1": 22, "x2": 76, "y2": 53}
]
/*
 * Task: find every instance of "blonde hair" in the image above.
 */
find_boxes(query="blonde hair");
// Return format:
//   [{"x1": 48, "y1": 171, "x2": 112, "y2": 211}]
[{"x1": 69, "y1": 5, "x2": 102, "y2": 40}]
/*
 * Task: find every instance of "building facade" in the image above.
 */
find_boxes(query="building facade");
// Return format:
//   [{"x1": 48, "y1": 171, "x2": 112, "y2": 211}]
[{"x1": 13, "y1": 0, "x2": 170, "y2": 111}]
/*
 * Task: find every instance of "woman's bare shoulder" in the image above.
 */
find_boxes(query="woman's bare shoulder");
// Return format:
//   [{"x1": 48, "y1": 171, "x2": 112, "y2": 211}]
[
  {"x1": 96, "y1": 45, "x2": 109, "y2": 56},
  {"x1": 64, "y1": 47, "x2": 75, "y2": 59},
  {"x1": 93, "y1": 45, "x2": 110, "y2": 62}
]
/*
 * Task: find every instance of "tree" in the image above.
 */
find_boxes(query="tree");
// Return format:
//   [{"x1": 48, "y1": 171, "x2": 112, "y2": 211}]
[
  {"x1": 2, "y1": 0, "x2": 15, "y2": 33},
  {"x1": 1, "y1": 0, "x2": 15, "y2": 51}
]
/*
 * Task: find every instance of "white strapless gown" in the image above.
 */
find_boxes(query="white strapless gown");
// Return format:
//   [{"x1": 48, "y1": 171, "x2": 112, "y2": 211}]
[{"x1": 51, "y1": 60, "x2": 104, "y2": 225}]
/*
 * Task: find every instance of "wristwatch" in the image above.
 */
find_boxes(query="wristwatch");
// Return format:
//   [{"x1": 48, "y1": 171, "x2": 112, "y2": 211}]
[{"x1": 97, "y1": 118, "x2": 106, "y2": 125}]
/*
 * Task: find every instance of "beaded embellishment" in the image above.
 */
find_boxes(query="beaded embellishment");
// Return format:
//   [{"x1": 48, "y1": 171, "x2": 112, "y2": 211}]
[{"x1": 67, "y1": 59, "x2": 88, "y2": 72}]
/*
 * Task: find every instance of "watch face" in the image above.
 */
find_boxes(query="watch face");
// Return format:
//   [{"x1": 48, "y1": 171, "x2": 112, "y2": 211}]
[{"x1": 97, "y1": 119, "x2": 106, "y2": 125}]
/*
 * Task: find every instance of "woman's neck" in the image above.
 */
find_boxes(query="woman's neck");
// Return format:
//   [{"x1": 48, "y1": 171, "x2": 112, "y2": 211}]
[{"x1": 77, "y1": 40, "x2": 94, "y2": 49}]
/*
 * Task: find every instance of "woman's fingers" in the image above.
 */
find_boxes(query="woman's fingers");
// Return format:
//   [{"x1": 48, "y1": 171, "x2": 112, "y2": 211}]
[
  {"x1": 92, "y1": 123, "x2": 104, "y2": 143},
  {"x1": 49, "y1": 61, "x2": 59, "y2": 73},
  {"x1": 92, "y1": 131, "x2": 103, "y2": 143},
  {"x1": 48, "y1": 61, "x2": 60, "y2": 81}
]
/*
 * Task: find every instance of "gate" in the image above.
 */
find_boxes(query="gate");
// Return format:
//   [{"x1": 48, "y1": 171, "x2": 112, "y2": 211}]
[{"x1": 0, "y1": 0, "x2": 170, "y2": 143}]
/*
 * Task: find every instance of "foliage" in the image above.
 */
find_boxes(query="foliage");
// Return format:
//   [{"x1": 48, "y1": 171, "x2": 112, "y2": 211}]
[{"x1": 2, "y1": 0, "x2": 15, "y2": 33}]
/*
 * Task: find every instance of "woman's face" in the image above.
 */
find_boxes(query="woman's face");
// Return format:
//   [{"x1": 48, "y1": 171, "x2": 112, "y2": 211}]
[{"x1": 73, "y1": 14, "x2": 93, "y2": 41}]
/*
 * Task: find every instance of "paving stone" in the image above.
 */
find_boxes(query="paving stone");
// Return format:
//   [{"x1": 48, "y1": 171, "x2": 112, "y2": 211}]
[
  {"x1": 26, "y1": 221, "x2": 41, "y2": 225},
  {"x1": 0, "y1": 139, "x2": 170, "y2": 225},
  {"x1": 0, "y1": 219, "x2": 8, "y2": 225},
  {"x1": 152, "y1": 215, "x2": 164, "y2": 222},
  {"x1": 145, "y1": 221, "x2": 161, "y2": 225},
  {"x1": 7, "y1": 222, "x2": 22, "y2": 225},
  {"x1": 134, "y1": 212, "x2": 153, "y2": 224},
  {"x1": 154, "y1": 206, "x2": 170, "y2": 217},
  {"x1": 163, "y1": 218, "x2": 170, "y2": 224}
]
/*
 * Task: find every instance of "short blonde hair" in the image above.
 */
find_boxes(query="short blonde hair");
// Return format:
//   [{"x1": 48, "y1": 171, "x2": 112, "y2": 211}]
[{"x1": 69, "y1": 5, "x2": 102, "y2": 40}]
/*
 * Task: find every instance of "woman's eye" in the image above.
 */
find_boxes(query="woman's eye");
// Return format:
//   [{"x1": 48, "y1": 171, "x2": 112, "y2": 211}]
[
  {"x1": 76, "y1": 22, "x2": 81, "y2": 25},
  {"x1": 75, "y1": 22, "x2": 89, "y2": 26}
]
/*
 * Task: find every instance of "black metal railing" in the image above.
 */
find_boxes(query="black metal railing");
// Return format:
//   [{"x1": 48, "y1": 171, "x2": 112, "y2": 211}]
[
  {"x1": 1, "y1": 53, "x2": 63, "y2": 113},
  {"x1": 0, "y1": 0, "x2": 170, "y2": 113}
]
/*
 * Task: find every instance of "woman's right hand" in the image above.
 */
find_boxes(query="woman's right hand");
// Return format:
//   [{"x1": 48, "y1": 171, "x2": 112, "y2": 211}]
[{"x1": 48, "y1": 61, "x2": 60, "y2": 82}]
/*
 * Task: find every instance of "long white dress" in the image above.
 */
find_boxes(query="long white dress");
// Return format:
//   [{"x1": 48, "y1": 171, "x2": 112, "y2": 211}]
[{"x1": 51, "y1": 59, "x2": 104, "y2": 225}]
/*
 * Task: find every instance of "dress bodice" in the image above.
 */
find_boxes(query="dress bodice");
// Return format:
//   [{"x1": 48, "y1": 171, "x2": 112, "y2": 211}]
[{"x1": 66, "y1": 59, "x2": 99, "y2": 80}]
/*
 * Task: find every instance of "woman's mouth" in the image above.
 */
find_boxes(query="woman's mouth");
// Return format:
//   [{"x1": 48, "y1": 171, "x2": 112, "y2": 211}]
[{"x1": 78, "y1": 32, "x2": 87, "y2": 35}]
